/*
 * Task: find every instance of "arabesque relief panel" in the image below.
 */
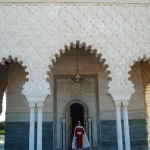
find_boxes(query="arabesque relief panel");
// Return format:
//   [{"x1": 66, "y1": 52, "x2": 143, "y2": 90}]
[{"x1": 0, "y1": 4, "x2": 150, "y2": 98}]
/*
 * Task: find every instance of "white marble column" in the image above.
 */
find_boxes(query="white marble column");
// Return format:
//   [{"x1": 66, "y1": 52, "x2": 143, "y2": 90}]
[
  {"x1": 115, "y1": 101, "x2": 123, "y2": 150},
  {"x1": 88, "y1": 118, "x2": 92, "y2": 148},
  {"x1": 62, "y1": 119, "x2": 66, "y2": 150},
  {"x1": 146, "y1": 106, "x2": 150, "y2": 149},
  {"x1": 145, "y1": 85, "x2": 150, "y2": 149},
  {"x1": 37, "y1": 102, "x2": 43, "y2": 150},
  {"x1": 29, "y1": 102, "x2": 35, "y2": 150},
  {"x1": 122, "y1": 101, "x2": 131, "y2": 150}
]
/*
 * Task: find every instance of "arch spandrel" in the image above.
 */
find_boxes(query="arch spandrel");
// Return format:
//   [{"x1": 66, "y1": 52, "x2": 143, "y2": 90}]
[
  {"x1": 0, "y1": 53, "x2": 50, "y2": 102},
  {"x1": 110, "y1": 52, "x2": 150, "y2": 101},
  {"x1": 124, "y1": 52, "x2": 150, "y2": 89}
]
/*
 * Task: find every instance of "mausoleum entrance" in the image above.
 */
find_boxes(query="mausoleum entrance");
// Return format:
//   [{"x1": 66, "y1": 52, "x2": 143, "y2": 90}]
[
  {"x1": 54, "y1": 76, "x2": 100, "y2": 149},
  {"x1": 67, "y1": 102, "x2": 87, "y2": 149},
  {"x1": 70, "y1": 103, "x2": 84, "y2": 140},
  {"x1": 52, "y1": 44, "x2": 103, "y2": 149}
]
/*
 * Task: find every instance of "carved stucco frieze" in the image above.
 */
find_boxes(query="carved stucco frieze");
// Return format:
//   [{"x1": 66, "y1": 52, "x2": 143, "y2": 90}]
[{"x1": 0, "y1": 4, "x2": 150, "y2": 101}]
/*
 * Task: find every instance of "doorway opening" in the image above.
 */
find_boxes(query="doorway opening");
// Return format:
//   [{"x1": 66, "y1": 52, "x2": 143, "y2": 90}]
[
  {"x1": 70, "y1": 103, "x2": 84, "y2": 138},
  {"x1": 67, "y1": 102, "x2": 86, "y2": 149}
]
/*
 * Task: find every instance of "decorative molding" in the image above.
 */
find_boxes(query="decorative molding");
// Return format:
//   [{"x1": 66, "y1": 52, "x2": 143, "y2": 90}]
[
  {"x1": 6, "y1": 112, "x2": 30, "y2": 122},
  {"x1": 100, "y1": 110, "x2": 146, "y2": 120},
  {"x1": 5, "y1": 110, "x2": 146, "y2": 122},
  {"x1": 1, "y1": 0, "x2": 150, "y2": 4},
  {"x1": 6, "y1": 112, "x2": 53, "y2": 122},
  {"x1": 6, "y1": 110, "x2": 146, "y2": 122}
]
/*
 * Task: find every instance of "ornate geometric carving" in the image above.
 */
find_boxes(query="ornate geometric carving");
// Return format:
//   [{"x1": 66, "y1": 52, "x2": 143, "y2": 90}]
[
  {"x1": 0, "y1": 4, "x2": 150, "y2": 100},
  {"x1": 119, "y1": 52, "x2": 150, "y2": 100},
  {"x1": 57, "y1": 78, "x2": 95, "y2": 102},
  {"x1": 1, "y1": 0, "x2": 150, "y2": 3}
]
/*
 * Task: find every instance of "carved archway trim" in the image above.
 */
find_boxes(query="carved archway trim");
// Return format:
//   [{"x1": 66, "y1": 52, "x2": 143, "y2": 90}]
[
  {"x1": 0, "y1": 55, "x2": 31, "y2": 100},
  {"x1": 126, "y1": 54, "x2": 150, "y2": 147},
  {"x1": 64, "y1": 99, "x2": 89, "y2": 118},
  {"x1": 126, "y1": 52, "x2": 150, "y2": 73},
  {"x1": 48, "y1": 40, "x2": 112, "y2": 82},
  {"x1": 124, "y1": 52, "x2": 150, "y2": 93},
  {"x1": 64, "y1": 99, "x2": 88, "y2": 149},
  {"x1": 108, "y1": 52, "x2": 150, "y2": 100},
  {"x1": 0, "y1": 55, "x2": 29, "y2": 79}
]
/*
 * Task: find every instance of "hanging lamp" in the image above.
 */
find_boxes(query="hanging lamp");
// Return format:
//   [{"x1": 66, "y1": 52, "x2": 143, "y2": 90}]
[{"x1": 72, "y1": 47, "x2": 84, "y2": 83}]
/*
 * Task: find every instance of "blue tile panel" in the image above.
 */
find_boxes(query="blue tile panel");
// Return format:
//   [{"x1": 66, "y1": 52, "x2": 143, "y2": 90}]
[
  {"x1": 4, "y1": 122, "x2": 53, "y2": 150},
  {"x1": 101, "y1": 119, "x2": 148, "y2": 149},
  {"x1": 4, "y1": 120, "x2": 148, "y2": 150}
]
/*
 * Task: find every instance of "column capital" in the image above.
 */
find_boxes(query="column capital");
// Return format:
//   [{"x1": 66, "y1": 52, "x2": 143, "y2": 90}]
[
  {"x1": 114, "y1": 100, "x2": 122, "y2": 107},
  {"x1": 112, "y1": 94, "x2": 131, "y2": 101},
  {"x1": 24, "y1": 94, "x2": 48, "y2": 103},
  {"x1": 29, "y1": 102, "x2": 36, "y2": 108},
  {"x1": 37, "y1": 102, "x2": 44, "y2": 107},
  {"x1": 22, "y1": 80, "x2": 50, "y2": 103},
  {"x1": 122, "y1": 100, "x2": 129, "y2": 106}
]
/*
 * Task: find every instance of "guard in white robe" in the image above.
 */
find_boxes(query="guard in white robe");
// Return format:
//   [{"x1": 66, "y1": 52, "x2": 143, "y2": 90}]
[{"x1": 72, "y1": 121, "x2": 90, "y2": 150}]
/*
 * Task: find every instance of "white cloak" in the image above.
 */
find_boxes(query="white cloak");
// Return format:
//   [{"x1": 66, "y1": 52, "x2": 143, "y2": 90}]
[{"x1": 72, "y1": 126, "x2": 90, "y2": 149}]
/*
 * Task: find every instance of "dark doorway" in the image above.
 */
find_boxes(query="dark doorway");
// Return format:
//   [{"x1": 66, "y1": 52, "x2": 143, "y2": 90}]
[{"x1": 70, "y1": 103, "x2": 84, "y2": 139}]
